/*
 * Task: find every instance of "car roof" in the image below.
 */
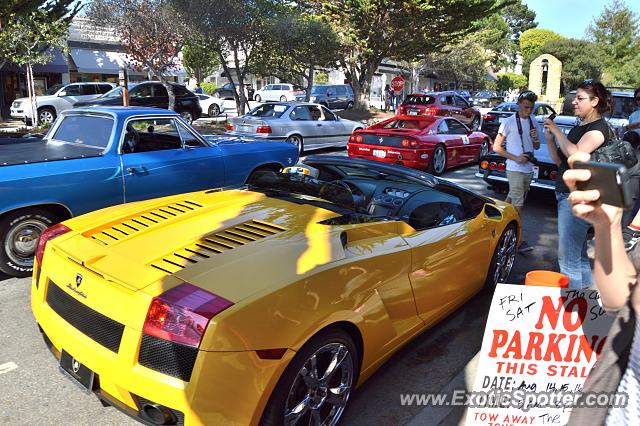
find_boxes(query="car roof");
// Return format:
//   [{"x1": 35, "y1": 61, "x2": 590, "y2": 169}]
[{"x1": 65, "y1": 106, "x2": 179, "y2": 117}]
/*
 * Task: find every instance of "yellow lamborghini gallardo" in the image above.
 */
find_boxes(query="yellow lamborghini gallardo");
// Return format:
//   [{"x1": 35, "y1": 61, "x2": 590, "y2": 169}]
[{"x1": 32, "y1": 156, "x2": 520, "y2": 425}]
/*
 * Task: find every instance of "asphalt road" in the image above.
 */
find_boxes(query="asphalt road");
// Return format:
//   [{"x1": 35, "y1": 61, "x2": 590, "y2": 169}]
[{"x1": 0, "y1": 152, "x2": 559, "y2": 426}]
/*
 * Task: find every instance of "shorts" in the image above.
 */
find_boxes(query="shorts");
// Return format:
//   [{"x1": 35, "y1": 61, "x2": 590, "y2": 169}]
[{"x1": 506, "y1": 170, "x2": 533, "y2": 207}]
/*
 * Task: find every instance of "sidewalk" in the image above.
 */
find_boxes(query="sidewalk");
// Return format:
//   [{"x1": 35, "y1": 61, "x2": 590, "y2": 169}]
[
  {"x1": 407, "y1": 353, "x2": 480, "y2": 426},
  {"x1": 0, "y1": 119, "x2": 31, "y2": 134}
]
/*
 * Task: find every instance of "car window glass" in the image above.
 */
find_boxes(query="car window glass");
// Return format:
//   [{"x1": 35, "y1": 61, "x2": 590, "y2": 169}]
[
  {"x1": 438, "y1": 120, "x2": 449, "y2": 134},
  {"x1": 131, "y1": 84, "x2": 153, "y2": 98},
  {"x1": 406, "y1": 192, "x2": 465, "y2": 230},
  {"x1": 98, "y1": 84, "x2": 113, "y2": 94},
  {"x1": 173, "y1": 85, "x2": 191, "y2": 97},
  {"x1": 308, "y1": 105, "x2": 322, "y2": 121},
  {"x1": 152, "y1": 84, "x2": 168, "y2": 97},
  {"x1": 382, "y1": 118, "x2": 434, "y2": 130},
  {"x1": 247, "y1": 103, "x2": 288, "y2": 118},
  {"x1": 176, "y1": 121, "x2": 204, "y2": 147},
  {"x1": 63, "y1": 85, "x2": 81, "y2": 96},
  {"x1": 454, "y1": 96, "x2": 468, "y2": 108},
  {"x1": 336, "y1": 86, "x2": 347, "y2": 95},
  {"x1": 224, "y1": 83, "x2": 233, "y2": 90},
  {"x1": 124, "y1": 118, "x2": 182, "y2": 153},
  {"x1": 445, "y1": 96, "x2": 454, "y2": 105},
  {"x1": 321, "y1": 107, "x2": 337, "y2": 121},
  {"x1": 404, "y1": 95, "x2": 435, "y2": 105},
  {"x1": 290, "y1": 106, "x2": 313, "y2": 120},
  {"x1": 79, "y1": 85, "x2": 97, "y2": 95},
  {"x1": 447, "y1": 120, "x2": 468, "y2": 135},
  {"x1": 52, "y1": 115, "x2": 113, "y2": 150},
  {"x1": 612, "y1": 96, "x2": 634, "y2": 119}
]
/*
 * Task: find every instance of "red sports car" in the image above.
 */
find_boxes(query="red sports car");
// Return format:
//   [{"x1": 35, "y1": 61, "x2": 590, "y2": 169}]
[{"x1": 348, "y1": 115, "x2": 491, "y2": 176}]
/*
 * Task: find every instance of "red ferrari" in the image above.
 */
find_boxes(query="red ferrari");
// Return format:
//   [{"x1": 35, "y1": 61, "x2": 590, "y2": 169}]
[{"x1": 348, "y1": 115, "x2": 491, "y2": 176}]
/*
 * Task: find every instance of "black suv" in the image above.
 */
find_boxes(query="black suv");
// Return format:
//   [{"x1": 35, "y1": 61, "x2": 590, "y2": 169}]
[
  {"x1": 561, "y1": 88, "x2": 635, "y2": 134},
  {"x1": 74, "y1": 81, "x2": 202, "y2": 122},
  {"x1": 212, "y1": 82, "x2": 255, "y2": 101},
  {"x1": 296, "y1": 84, "x2": 354, "y2": 109}
]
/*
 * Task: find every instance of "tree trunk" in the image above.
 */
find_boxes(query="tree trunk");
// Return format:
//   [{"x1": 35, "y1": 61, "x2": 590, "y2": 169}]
[
  {"x1": 305, "y1": 65, "x2": 314, "y2": 102},
  {"x1": 233, "y1": 49, "x2": 248, "y2": 115},
  {"x1": 27, "y1": 63, "x2": 38, "y2": 127},
  {"x1": 347, "y1": 58, "x2": 381, "y2": 111}
]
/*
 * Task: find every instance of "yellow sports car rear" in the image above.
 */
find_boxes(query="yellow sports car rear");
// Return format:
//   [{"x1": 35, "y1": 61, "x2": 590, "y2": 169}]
[{"x1": 32, "y1": 156, "x2": 520, "y2": 425}]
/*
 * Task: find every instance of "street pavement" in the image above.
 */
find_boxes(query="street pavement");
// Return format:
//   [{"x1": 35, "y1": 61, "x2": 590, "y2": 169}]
[{"x1": 0, "y1": 154, "x2": 560, "y2": 425}]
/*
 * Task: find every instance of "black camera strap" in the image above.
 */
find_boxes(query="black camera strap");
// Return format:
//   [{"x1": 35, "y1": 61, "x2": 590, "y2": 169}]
[{"x1": 515, "y1": 115, "x2": 535, "y2": 154}]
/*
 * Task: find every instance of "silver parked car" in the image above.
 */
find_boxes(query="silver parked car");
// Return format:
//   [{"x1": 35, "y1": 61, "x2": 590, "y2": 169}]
[{"x1": 227, "y1": 102, "x2": 364, "y2": 154}]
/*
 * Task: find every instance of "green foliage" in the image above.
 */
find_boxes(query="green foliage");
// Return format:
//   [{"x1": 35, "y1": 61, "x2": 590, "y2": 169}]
[
  {"x1": 425, "y1": 36, "x2": 493, "y2": 90},
  {"x1": 0, "y1": 0, "x2": 79, "y2": 29},
  {"x1": 200, "y1": 82, "x2": 218, "y2": 95},
  {"x1": 519, "y1": 28, "x2": 564, "y2": 62},
  {"x1": 183, "y1": 36, "x2": 220, "y2": 83},
  {"x1": 539, "y1": 38, "x2": 604, "y2": 92},
  {"x1": 503, "y1": 0, "x2": 537, "y2": 42},
  {"x1": 314, "y1": 72, "x2": 329, "y2": 84},
  {"x1": 474, "y1": 13, "x2": 513, "y2": 71},
  {"x1": 496, "y1": 72, "x2": 528, "y2": 92},
  {"x1": 586, "y1": 0, "x2": 640, "y2": 87}
]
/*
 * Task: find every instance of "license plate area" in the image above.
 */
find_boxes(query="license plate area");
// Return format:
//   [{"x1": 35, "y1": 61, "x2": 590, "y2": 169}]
[
  {"x1": 59, "y1": 350, "x2": 95, "y2": 393},
  {"x1": 408, "y1": 110, "x2": 418, "y2": 115},
  {"x1": 373, "y1": 149, "x2": 386, "y2": 158},
  {"x1": 532, "y1": 166, "x2": 539, "y2": 179}
]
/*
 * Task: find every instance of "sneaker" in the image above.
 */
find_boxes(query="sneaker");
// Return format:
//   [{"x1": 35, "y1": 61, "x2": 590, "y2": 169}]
[
  {"x1": 518, "y1": 240, "x2": 534, "y2": 253},
  {"x1": 622, "y1": 227, "x2": 640, "y2": 252}
]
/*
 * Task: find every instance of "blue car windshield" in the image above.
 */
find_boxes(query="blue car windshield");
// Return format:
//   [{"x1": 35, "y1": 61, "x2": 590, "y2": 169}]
[{"x1": 50, "y1": 115, "x2": 114, "y2": 150}]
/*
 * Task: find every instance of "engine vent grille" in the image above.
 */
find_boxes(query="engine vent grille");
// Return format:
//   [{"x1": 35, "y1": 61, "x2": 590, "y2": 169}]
[
  {"x1": 86, "y1": 200, "x2": 203, "y2": 246},
  {"x1": 150, "y1": 219, "x2": 286, "y2": 274}
]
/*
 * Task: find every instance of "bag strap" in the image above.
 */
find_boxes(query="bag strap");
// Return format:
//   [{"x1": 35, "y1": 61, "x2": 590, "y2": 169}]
[{"x1": 515, "y1": 115, "x2": 533, "y2": 153}]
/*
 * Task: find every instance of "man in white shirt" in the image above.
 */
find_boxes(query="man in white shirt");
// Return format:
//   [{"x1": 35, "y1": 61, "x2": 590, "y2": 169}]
[{"x1": 493, "y1": 90, "x2": 540, "y2": 253}]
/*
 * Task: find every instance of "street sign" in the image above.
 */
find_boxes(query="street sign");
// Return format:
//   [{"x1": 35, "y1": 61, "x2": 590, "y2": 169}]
[{"x1": 391, "y1": 76, "x2": 405, "y2": 91}]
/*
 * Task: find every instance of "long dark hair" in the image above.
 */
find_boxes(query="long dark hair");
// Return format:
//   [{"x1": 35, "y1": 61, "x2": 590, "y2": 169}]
[{"x1": 577, "y1": 80, "x2": 614, "y2": 116}]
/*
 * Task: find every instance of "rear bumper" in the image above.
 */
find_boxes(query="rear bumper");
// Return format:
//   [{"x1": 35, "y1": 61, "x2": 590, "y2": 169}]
[
  {"x1": 348, "y1": 144, "x2": 430, "y2": 169},
  {"x1": 475, "y1": 171, "x2": 556, "y2": 190}
]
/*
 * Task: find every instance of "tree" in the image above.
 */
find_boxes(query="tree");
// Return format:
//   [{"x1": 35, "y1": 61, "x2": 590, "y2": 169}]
[
  {"x1": 0, "y1": 0, "x2": 79, "y2": 29},
  {"x1": 88, "y1": 0, "x2": 188, "y2": 108},
  {"x1": 306, "y1": 0, "x2": 503, "y2": 110},
  {"x1": 424, "y1": 36, "x2": 493, "y2": 90},
  {"x1": 539, "y1": 38, "x2": 604, "y2": 92},
  {"x1": 251, "y1": 12, "x2": 340, "y2": 101},
  {"x1": 586, "y1": 0, "x2": 640, "y2": 87},
  {"x1": 496, "y1": 72, "x2": 528, "y2": 92},
  {"x1": 474, "y1": 13, "x2": 513, "y2": 71},
  {"x1": 182, "y1": 36, "x2": 221, "y2": 84},
  {"x1": 519, "y1": 28, "x2": 564, "y2": 63},
  {"x1": 502, "y1": 0, "x2": 537, "y2": 42},
  {"x1": 172, "y1": 0, "x2": 279, "y2": 114},
  {"x1": 0, "y1": 9, "x2": 70, "y2": 126}
]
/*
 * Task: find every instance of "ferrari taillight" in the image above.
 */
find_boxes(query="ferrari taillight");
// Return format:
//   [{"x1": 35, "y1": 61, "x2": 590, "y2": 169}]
[
  {"x1": 355, "y1": 134, "x2": 363, "y2": 143},
  {"x1": 35, "y1": 223, "x2": 71, "y2": 268},
  {"x1": 401, "y1": 138, "x2": 417, "y2": 147},
  {"x1": 143, "y1": 283, "x2": 234, "y2": 348}
]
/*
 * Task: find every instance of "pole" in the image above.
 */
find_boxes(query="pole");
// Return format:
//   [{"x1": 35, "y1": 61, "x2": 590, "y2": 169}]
[{"x1": 119, "y1": 66, "x2": 129, "y2": 107}]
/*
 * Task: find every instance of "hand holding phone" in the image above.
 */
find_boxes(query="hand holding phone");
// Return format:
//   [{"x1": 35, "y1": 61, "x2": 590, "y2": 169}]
[{"x1": 573, "y1": 161, "x2": 633, "y2": 208}]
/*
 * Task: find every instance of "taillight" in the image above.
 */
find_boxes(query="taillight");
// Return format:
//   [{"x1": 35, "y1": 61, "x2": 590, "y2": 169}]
[
  {"x1": 550, "y1": 171, "x2": 558, "y2": 180},
  {"x1": 425, "y1": 107, "x2": 438, "y2": 116},
  {"x1": 355, "y1": 134, "x2": 363, "y2": 143},
  {"x1": 401, "y1": 138, "x2": 417, "y2": 147},
  {"x1": 497, "y1": 163, "x2": 506, "y2": 172},
  {"x1": 256, "y1": 125, "x2": 272, "y2": 134},
  {"x1": 410, "y1": 139, "x2": 418, "y2": 147},
  {"x1": 483, "y1": 114, "x2": 495, "y2": 120},
  {"x1": 143, "y1": 283, "x2": 233, "y2": 348},
  {"x1": 256, "y1": 348, "x2": 287, "y2": 360},
  {"x1": 226, "y1": 122, "x2": 234, "y2": 131},
  {"x1": 35, "y1": 223, "x2": 71, "y2": 267},
  {"x1": 489, "y1": 162, "x2": 498, "y2": 170},
  {"x1": 480, "y1": 160, "x2": 489, "y2": 169}
]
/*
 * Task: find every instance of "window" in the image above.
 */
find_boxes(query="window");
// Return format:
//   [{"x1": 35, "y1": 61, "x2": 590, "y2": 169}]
[
  {"x1": 151, "y1": 84, "x2": 168, "y2": 97},
  {"x1": 172, "y1": 85, "x2": 191, "y2": 97},
  {"x1": 223, "y1": 83, "x2": 234, "y2": 90},
  {"x1": 264, "y1": 84, "x2": 274, "y2": 91},
  {"x1": 404, "y1": 95, "x2": 435, "y2": 105},
  {"x1": 405, "y1": 192, "x2": 466, "y2": 230},
  {"x1": 446, "y1": 119, "x2": 468, "y2": 135},
  {"x1": 124, "y1": 118, "x2": 182, "y2": 153},
  {"x1": 247, "y1": 103, "x2": 288, "y2": 118},
  {"x1": 321, "y1": 106, "x2": 337, "y2": 121},
  {"x1": 336, "y1": 86, "x2": 347, "y2": 95},
  {"x1": 443, "y1": 95, "x2": 455, "y2": 105},
  {"x1": 52, "y1": 115, "x2": 113, "y2": 150},
  {"x1": 176, "y1": 122, "x2": 204, "y2": 147},
  {"x1": 63, "y1": 85, "x2": 81, "y2": 96},
  {"x1": 308, "y1": 105, "x2": 322, "y2": 120},
  {"x1": 79, "y1": 85, "x2": 97, "y2": 95},
  {"x1": 131, "y1": 84, "x2": 153, "y2": 98},
  {"x1": 290, "y1": 106, "x2": 313, "y2": 120},
  {"x1": 438, "y1": 120, "x2": 449, "y2": 134},
  {"x1": 454, "y1": 96, "x2": 469, "y2": 108},
  {"x1": 382, "y1": 118, "x2": 435, "y2": 130},
  {"x1": 97, "y1": 84, "x2": 113, "y2": 94}
]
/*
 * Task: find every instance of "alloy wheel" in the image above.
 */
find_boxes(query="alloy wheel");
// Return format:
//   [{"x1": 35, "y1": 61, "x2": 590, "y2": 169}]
[
  {"x1": 283, "y1": 342, "x2": 354, "y2": 426},
  {"x1": 180, "y1": 110, "x2": 194, "y2": 123},
  {"x1": 209, "y1": 104, "x2": 220, "y2": 117},
  {"x1": 492, "y1": 227, "x2": 517, "y2": 285},
  {"x1": 38, "y1": 109, "x2": 55, "y2": 123},
  {"x1": 286, "y1": 135, "x2": 303, "y2": 155},
  {"x1": 433, "y1": 146, "x2": 446, "y2": 175},
  {"x1": 5, "y1": 218, "x2": 49, "y2": 268}
]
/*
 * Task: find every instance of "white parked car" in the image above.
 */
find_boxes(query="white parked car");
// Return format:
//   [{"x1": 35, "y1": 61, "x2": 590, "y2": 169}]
[
  {"x1": 196, "y1": 93, "x2": 225, "y2": 117},
  {"x1": 10, "y1": 82, "x2": 115, "y2": 124},
  {"x1": 253, "y1": 83, "x2": 304, "y2": 103}
]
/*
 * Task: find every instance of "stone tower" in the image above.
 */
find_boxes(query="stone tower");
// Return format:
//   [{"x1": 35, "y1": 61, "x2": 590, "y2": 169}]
[{"x1": 529, "y1": 54, "x2": 562, "y2": 108}]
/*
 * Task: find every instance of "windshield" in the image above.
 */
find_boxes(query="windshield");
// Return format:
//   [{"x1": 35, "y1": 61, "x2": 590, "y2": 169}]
[
  {"x1": 247, "y1": 103, "x2": 289, "y2": 118},
  {"x1": 246, "y1": 170, "x2": 355, "y2": 211},
  {"x1": 311, "y1": 86, "x2": 329, "y2": 94},
  {"x1": 44, "y1": 84, "x2": 65, "y2": 96},
  {"x1": 51, "y1": 115, "x2": 114, "y2": 150}
]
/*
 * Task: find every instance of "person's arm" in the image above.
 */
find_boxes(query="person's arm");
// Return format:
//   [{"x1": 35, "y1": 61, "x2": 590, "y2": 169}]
[
  {"x1": 493, "y1": 132, "x2": 527, "y2": 164},
  {"x1": 545, "y1": 131, "x2": 562, "y2": 166},
  {"x1": 544, "y1": 118, "x2": 605, "y2": 157},
  {"x1": 563, "y1": 151, "x2": 637, "y2": 312}
]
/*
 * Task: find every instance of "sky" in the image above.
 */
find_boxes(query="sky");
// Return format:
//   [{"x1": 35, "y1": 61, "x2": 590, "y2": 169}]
[{"x1": 523, "y1": 0, "x2": 640, "y2": 39}]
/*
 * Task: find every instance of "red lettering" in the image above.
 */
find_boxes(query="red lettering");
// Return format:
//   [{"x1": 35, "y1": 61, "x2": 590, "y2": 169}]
[
  {"x1": 535, "y1": 296, "x2": 566, "y2": 330},
  {"x1": 489, "y1": 330, "x2": 509, "y2": 357},
  {"x1": 523, "y1": 332, "x2": 544, "y2": 360},
  {"x1": 543, "y1": 333, "x2": 567, "y2": 361},
  {"x1": 564, "y1": 298, "x2": 588, "y2": 331}
]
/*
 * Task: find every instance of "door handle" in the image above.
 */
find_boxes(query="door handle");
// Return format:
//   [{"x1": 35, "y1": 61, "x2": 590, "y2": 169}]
[{"x1": 127, "y1": 167, "x2": 137, "y2": 174}]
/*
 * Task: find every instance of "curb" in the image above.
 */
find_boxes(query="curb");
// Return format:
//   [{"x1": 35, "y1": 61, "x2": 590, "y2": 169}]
[{"x1": 406, "y1": 352, "x2": 480, "y2": 426}]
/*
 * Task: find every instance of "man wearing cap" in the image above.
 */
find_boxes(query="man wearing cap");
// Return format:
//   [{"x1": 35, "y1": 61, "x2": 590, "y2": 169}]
[{"x1": 492, "y1": 90, "x2": 540, "y2": 253}]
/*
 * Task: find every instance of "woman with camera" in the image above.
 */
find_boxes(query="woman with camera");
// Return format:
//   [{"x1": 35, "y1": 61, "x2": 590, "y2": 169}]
[
  {"x1": 563, "y1": 150, "x2": 639, "y2": 424},
  {"x1": 544, "y1": 80, "x2": 614, "y2": 289}
]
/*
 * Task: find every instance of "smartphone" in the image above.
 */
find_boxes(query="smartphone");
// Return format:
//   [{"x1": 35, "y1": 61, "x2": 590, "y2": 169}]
[
  {"x1": 573, "y1": 161, "x2": 633, "y2": 208},
  {"x1": 548, "y1": 113, "x2": 557, "y2": 121}
]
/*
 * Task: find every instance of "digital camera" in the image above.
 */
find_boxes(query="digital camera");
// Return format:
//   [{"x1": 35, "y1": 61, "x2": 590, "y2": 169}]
[{"x1": 523, "y1": 151, "x2": 539, "y2": 166}]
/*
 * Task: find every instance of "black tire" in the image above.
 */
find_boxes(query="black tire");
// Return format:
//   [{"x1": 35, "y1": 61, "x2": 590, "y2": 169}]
[
  {"x1": 346, "y1": 101, "x2": 354, "y2": 109},
  {"x1": 485, "y1": 223, "x2": 517, "y2": 290},
  {"x1": 286, "y1": 134, "x2": 304, "y2": 155},
  {"x1": 0, "y1": 209, "x2": 57, "y2": 277},
  {"x1": 180, "y1": 110, "x2": 194, "y2": 123},
  {"x1": 245, "y1": 164, "x2": 282, "y2": 184},
  {"x1": 208, "y1": 103, "x2": 221, "y2": 117},
  {"x1": 427, "y1": 144, "x2": 447, "y2": 176},
  {"x1": 255, "y1": 94, "x2": 262, "y2": 103},
  {"x1": 38, "y1": 107, "x2": 56, "y2": 124},
  {"x1": 279, "y1": 95, "x2": 287, "y2": 102},
  {"x1": 260, "y1": 328, "x2": 360, "y2": 426}
]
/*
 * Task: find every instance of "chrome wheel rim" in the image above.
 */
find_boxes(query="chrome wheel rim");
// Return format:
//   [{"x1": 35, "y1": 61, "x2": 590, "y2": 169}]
[
  {"x1": 5, "y1": 218, "x2": 49, "y2": 267},
  {"x1": 180, "y1": 111, "x2": 193, "y2": 122},
  {"x1": 492, "y1": 227, "x2": 517, "y2": 284},
  {"x1": 480, "y1": 141, "x2": 488, "y2": 158},
  {"x1": 209, "y1": 104, "x2": 220, "y2": 117},
  {"x1": 255, "y1": 95, "x2": 261, "y2": 102},
  {"x1": 284, "y1": 342, "x2": 354, "y2": 426},
  {"x1": 472, "y1": 117, "x2": 480, "y2": 130},
  {"x1": 280, "y1": 96, "x2": 287, "y2": 102},
  {"x1": 39, "y1": 110, "x2": 54, "y2": 123},
  {"x1": 287, "y1": 136, "x2": 303, "y2": 154},
  {"x1": 433, "y1": 147, "x2": 446, "y2": 174}
]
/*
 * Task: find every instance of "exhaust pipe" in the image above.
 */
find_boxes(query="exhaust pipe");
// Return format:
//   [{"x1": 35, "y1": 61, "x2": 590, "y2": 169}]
[{"x1": 141, "y1": 403, "x2": 176, "y2": 425}]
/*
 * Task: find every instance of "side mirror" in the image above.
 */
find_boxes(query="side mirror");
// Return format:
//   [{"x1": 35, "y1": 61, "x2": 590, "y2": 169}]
[{"x1": 58, "y1": 91, "x2": 67, "y2": 97}]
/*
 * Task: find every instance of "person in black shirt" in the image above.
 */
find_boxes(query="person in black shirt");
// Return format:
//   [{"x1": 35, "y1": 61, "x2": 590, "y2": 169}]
[{"x1": 544, "y1": 80, "x2": 614, "y2": 289}]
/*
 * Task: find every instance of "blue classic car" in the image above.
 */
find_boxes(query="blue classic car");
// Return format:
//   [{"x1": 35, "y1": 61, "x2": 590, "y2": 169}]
[{"x1": 0, "y1": 106, "x2": 298, "y2": 277}]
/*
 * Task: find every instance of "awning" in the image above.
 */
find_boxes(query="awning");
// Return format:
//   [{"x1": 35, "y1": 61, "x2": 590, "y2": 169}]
[
  {"x1": 69, "y1": 48, "x2": 124, "y2": 74},
  {"x1": 0, "y1": 48, "x2": 69, "y2": 74}
]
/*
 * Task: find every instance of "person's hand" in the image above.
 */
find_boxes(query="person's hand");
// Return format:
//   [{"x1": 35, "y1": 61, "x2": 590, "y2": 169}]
[
  {"x1": 530, "y1": 128, "x2": 538, "y2": 140},
  {"x1": 563, "y1": 151, "x2": 623, "y2": 228},
  {"x1": 515, "y1": 154, "x2": 529, "y2": 164},
  {"x1": 544, "y1": 117, "x2": 559, "y2": 135}
]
